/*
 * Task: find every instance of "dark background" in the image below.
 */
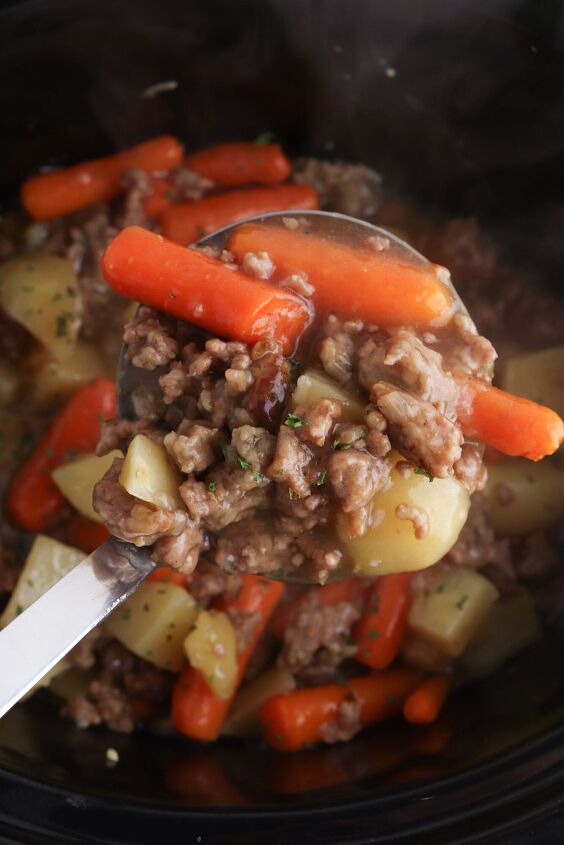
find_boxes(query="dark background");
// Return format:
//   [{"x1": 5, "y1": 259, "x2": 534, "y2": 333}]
[{"x1": 0, "y1": 0, "x2": 563, "y2": 842}]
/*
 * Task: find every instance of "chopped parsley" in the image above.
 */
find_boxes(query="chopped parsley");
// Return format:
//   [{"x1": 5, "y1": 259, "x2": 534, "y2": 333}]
[
  {"x1": 251, "y1": 470, "x2": 265, "y2": 483},
  {"x1": 208, "y1": 480, "x2": 217, "y2": 493},
  {"x1": 367, "y1": 630, "x2": 380, "y2": 640},
  {"x1": 167, "y1": 289, "x2": 177, "y2": 299},
  {"x1": 164, "y1": 190, "x2": 178, "y2": 201},
  {"x1": 15, "y1": 605, "x2": 23, "y2": 616},
  {"x1": 142, "y1": 603, "x2": 150, "y2": 612},
  {"x1": 66, "y1": 449, "x2": 78, "y2": 461},
  {"x1": 254, "y1": 131, "x2": 275, "y2": 145},
  {"x1": 55, "y1": 311, "x2": 74, "y2": 339},
  {"x1": 316, "y1": 469, "x2": 328, "y2": 486},
  {"x1": 414, "y1": 468, "x2": 434, "y2": 482},
  {"x1": 237, "y1": 456, "x2": 251, "y2": 470},
  {"x1": 284, "y1": 412, "x2": 303, "y2": 429},
  {"x1": 456, "y1": 594, "x2": 469, "y2": 611},
  {"x1": 288, "y1": 487, "x2": 298, "y2": 499},
  {"x1": 332, "y1": 439, "x2": 353, "y2": 451},
  {"x1": 435, "y1": 584, "x2": 445, "y2": 594}
]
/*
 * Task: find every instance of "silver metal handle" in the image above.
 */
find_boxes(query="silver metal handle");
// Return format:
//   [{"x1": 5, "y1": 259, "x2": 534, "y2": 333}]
[{"x1": 0, "y1": 539, "x2": 153, "y2": 719}]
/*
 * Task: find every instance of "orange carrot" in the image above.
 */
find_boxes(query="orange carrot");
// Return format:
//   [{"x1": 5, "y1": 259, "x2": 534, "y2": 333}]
[
  {"x1": 354, "y1": 574, "x2": 412, "y2": 670},
  {"x1": 455, "y1": 374, "x2": 564, "y2": 460},
  {"x1": 102, "y1": 226, "x2": 310, "y2": 355},
  {"x1": 171, "y1": 575, "x2": 285, "y2": 741},
  {"x1": 6, "y1": 378, "x2": 116, "y2": 531},
  {"x1": 65, "y1": 513, "x2": 111, "y2": 554},
  {"x1": 229, "y1": 223, "x2": 454, "y2": 327},
  {"x1": 403, "y1": 675, "x2": 450, "y2": 725},
  {"x1": 142, "y1": 176, "x2": 176, "y2": 219},
  {"x1": 186, "y1": 141, "x2": 291, "y2": 187},
  {"x1": 21, "y1": 136, "x2": 184, "y2": 221},
  {"x1": 260, "y1": 667, "x2": 420, "y2": 751},
  {"x1": 148, "y1": 566, "x2": 187, "y2": 587},
  {"x1": 270, "y1": 578, "x2": 369, "y2": 640},
  {"x1": 160, "y1": 184, "x2": 318, "y2": 245}
]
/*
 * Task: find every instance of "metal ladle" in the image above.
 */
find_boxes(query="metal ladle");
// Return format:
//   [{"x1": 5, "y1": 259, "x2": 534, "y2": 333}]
[{"x1": 0, "y1": 210, "x2": 466, "y2": 718}]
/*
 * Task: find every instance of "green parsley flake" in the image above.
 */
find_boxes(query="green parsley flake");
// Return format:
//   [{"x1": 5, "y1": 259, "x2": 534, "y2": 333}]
[
  {"x1": 367, "y1": 630, "x2": 380, "y2": 640},
  {"x1": 316, "y1": 469, "x2": 328, "y2": 486},
  {"x1": 251, "y1": 470, "x2": 264, "y2": 483},
  {"x1": 284, "y1": 412, "x2": 303, "y2": 429},
  {"x1": 254, "y1": 131, "x2": 275, "y2": 145},
  {"x1": 332, "y1": 439, "x2": 354, "y2": 451},
  {"x1": 414, "y1": 468, "x2": 434, "y2": 482},
  {"x1": 208, "y1": 480, "x2": 218, "y2": 493},
  {"x1": 237, "y1": 456, "x2": 251, "y2": 470},
  {"x1": 456, "y1": 594, "x2": 469, "y2": 611}
]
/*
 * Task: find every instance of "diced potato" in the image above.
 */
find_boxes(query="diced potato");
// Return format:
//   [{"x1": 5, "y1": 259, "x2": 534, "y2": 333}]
[
  {"x1": 120, "y1": 434, "x2": 183, "y2": 510},
  {"x1": 106, "y1": 580, "x2": 198, "y2": 671},
  {"x1": 408, "y1": 566, "x2": 499, "y2": 658},
  {"x1": 484, "y1": 458, "x2": 564, "y2": 536},
  {"x1": 22, "y1": 658, "x2": 71, "y2": 701},
  {"x1": 28, "y1": 341, "x2": 106, "y2": 408},
  {"x1": 400, "y1": 633, "x2": 453, "y2": 673},
  {"x1": 291, "y1": 369, "x2": 365, "y2": 423},
  {"x1": 0, "y1": 361, "x2": 21, "y2": 407},
  {"x1": 499, "y1": 346, "x2": 564, "y2": 418},
  {"x1": 461, "y1": 590, "x2": 541, "y2": 678},
  {"x1": 184, "y1": 610, "x2": 238, "y2": 700},
  {"x1": 48, "y1": 666, "x2": 94, "y2": 701},
  {"x1": 0, "y1": 535, "x2": 83, "y2": 628},
  {"x1": 337, "y1": 452, "x2": 470, "y2": 576},
  {"x1": 52, "y1": 450, "x2": 122, "y2": 523},
  {"x1": 223, "y1": 666, "x2": 296, "y2": 736},
  {"x1": 0, "y1": 255, "x2": 82, "y2": 361}
]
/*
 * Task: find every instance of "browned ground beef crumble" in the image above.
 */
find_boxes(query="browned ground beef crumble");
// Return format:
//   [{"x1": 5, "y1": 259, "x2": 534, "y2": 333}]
[{"x1": 1, "y1": 157, "x2": 562, "y2": 736}]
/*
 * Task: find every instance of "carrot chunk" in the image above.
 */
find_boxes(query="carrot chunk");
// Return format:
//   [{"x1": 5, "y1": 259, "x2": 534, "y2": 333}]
[{"x1": 186, "y1": 141, "x2": 291, "y2": 187}]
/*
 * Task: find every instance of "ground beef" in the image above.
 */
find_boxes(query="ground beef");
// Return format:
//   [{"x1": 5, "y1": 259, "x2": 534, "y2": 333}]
[
  {"x1": 267, "y1": 427, "x2": 314, "y2": 498},
  {"x1": 278, "y1": 593, "x2": 361, "y2": 681},
  {"x1": 454, "y1": 444, "x2": 488, "y2": 494},
  {"x1": 181, "y1": 466, "x2": 269, "y2": 532},
  {"x1": 189, "y1": 560, "x2": 242, "y2": 607},
  {"x1": 395, "y1": 503, "x2": 430, "y2": 539},
  {"x1": 241, "y1": 251, "x2": 274, "y2": 279},
  {"x1": 164, "y1": 424, "x2": 218, "y2": 474},
  {"x1": 328, "y1": 450, "x2": 390, "y2": 513},
  {"x1": 93, "y1": 458, "x2": 187, "y2": 546},
  {"x1": 67, "y1": 627, "x2": 108, "y2": 670},
  {"x1": 445, "y1": 493, "x2": 513, "y2": 588},
  {"x1": 212, "y1": 515, "x2": 294, "y2": 574},
  {"x1": 297, "y1": 399, "x2": 342, "y2": 448},
  {"x1": 372, "y1": 382, "x2": 463, "y2": 477},
  {"x1": 151, "y1": 522, "x2": 204, "y2": 575},
  {"x1": 96, "y1": 417, "x2": 164, "y2": 456},
  {"x1": 440, "y1": 313, "x2": 497, "y2": 380},
  {"x1": 319, "y1": 332, "x2": 355, "y2": 384},
  {"x1": 123, "y1": 306, "x2": 179, "y2": 370},
  {"x1": 319, "y1": 692, "x2": 362, "y2": 744},
  {"x1": 230, "y1": 425, "x2": 276, "y2": 470},
  {"x1": 119, "y1": 169, "x2": 153, "y2": 229},
  {"x1": 293, "y1": 158, "x2": 382, "y2": 219},
  {"x1": 171, "y1": 166, "x2": 214, "y2": 201}
]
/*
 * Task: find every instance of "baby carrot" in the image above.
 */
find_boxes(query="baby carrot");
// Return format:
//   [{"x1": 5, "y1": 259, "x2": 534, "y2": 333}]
[
  {"x1": 102, "y1": 226, "x2": 310, "y2": 354},
  {"x1": 455, "y1": 375, "x2": 564, "y2": 460},
  {"x1": 186, "y1": 141, "x2": 291, "y2": 187},
  {"x1": 354, "y1": 574, "x2": 412, "y2": 670},
  {"x1": 21, "y1": 136, "x2": 184, "y2": 221},
  {"x1": 6, "y1": 378, "x2": 116, "y2": 531},
  {"x1": 160, "y1": 184, "x2": 318, "y2": 245},
  {"x1": 171, "y1": 575, "x2": 284, "y2": 741},
  {"x1": 403, "y1": 675, "x2": 450, "y2": 724},
  {"x1": 65, "y1": 512, "x2": 111, "y2": 554},
  {"x1": 260, "y1": 667, "x2": 420, "y2": 751},
  {"x1": 229, "y1": 223, "x2": 454, "y2": 327},
  {"x1": 148, "y1": 566, "x2": 187, "y2": 587}
]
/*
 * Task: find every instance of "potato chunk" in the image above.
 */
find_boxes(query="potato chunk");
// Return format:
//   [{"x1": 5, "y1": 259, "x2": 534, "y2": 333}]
[
  {"x1": 0, "y1": 255, "x2": 82, "y2": 361},
  {"x1": 291, "y1": 369, "x2": 365, "y2": 423},
  {"x1": 184, "y1": 610, "x2": 238, "y2": 700},
  {"x1": 499, "y1": 346, "x2": 564, "y2": 418},
  {"x1": 29, "y1": 341, "x2": 106, "y2": 408},
  {"x1": 337, "y1": 452, "x2": 470, "y2": 575},
  {"x1": 461, "y1": 590, "x2": 541, "y2": 677},
  {"x1": 52, "y1": 450, "x2": 122, "y2": 522},
  {"x1": 106, "y1": 580, "x2": 198, "y2": 671},
  {"x1": 1, "y1": 535, "x2": 83, "y2": 627},
  {"x1": 408, "y1": 566, "x2": 499, "y2": 658},
  {"x1": 484, "y1": 458, "x2": 564, "y2": 535},
  {"x1": 119, "y1": 434, "x2": 183, "y2": 509},
  {"x1": 223, "y1": 666, "x2": 295, "y2": 736}
]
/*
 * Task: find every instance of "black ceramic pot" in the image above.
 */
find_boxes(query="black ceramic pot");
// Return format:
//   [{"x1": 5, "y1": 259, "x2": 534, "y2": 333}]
[{"x1": 0, "y1": 1, "x2": 563, "y2": 842}]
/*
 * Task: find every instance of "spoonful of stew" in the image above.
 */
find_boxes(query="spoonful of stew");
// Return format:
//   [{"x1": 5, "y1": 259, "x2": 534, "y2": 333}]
[{"x1": 0, "y1": 209, "x2": 561, "y2": 718}]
